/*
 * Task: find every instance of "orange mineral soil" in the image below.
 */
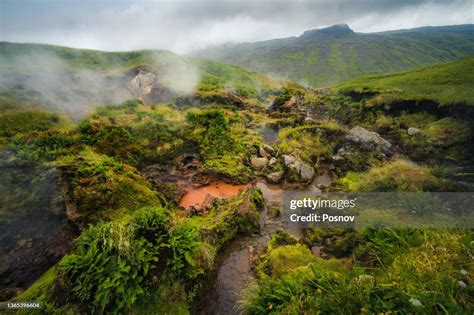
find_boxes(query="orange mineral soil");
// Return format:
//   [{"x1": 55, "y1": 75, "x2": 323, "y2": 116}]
[{"x1": 179, "y1": 182, "x2": 249, "y2": 208}]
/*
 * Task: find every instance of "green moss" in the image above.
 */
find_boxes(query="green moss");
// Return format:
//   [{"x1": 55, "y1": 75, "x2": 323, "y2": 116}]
[
  {"x1": 305, "y1": 228, "x2": 361, "y2": 258},
  {"x1": 334, "y1": 171, "x2": 360, "y2": 191},
  {"x1": 167, "y1": 223, "x2": 208, "y2": 280},
  {"x1": 278, "y1": 122, "x2": 344, "y2": 164},
  {"x1": 337, "y1": 148, "x2": 385, "y2": 174},
  {"x1": 267, "y1": 231, "x2": 298, "y2": 250},
  {"x1": 202, "y1": 155, "x2": 252, "y2": 183},
  {"x1": 186, "y1": 188, "x2": 261, "y2": 250},
  {"x1": 78, "y1": 103, "x2": 185, "y2": 166},
  {"x1": 250, "y1": 188, "x2": 265, "y2": 211},
  {"x1": 14, "y1": 265, "x2": 57, "y2": 303},
  {"x1": 53, "y1": 148, "x2": 163, "y2": 221},
  {"x1": 257, "y1": 244, "x2": 316, "y2": 278},
  {"x1": 0, "y1": 109, "x2": 69, "y2": 137},
  {"x1": 186, "y1": 109, "x2": 261, "y2": 181},
  {"x1": 7, "y1": 130, "x2": 77, "y2": 163},
  {"x1": 133, "y1": 281, "x2": 190, "y2": 315},
  {"x1": 340, "y1": 159, "x2": 450, "y2": 192}
]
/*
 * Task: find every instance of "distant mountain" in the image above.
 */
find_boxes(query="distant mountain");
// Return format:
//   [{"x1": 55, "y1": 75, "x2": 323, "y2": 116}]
[{"x1": 195, "y1": 24, "x2": 474, "y2": 87}]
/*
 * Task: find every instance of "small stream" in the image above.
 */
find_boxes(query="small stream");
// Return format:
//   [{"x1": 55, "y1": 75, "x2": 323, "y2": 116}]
[
  {"x1": 259, "y1": 124, "x2": 281, "y2": 144},
  {"x1": 203, "y1": 180, "x2": 322, "y2": 314}
]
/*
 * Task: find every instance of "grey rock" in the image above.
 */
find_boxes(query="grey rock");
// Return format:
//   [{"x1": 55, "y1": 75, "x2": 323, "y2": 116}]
[
  {"x1": 336, "y1": 147, "x2": 350, "y2": 157},
  {"x1": 299, "y1": 162, "x2": 315, "y2": 181},
  {"x1": 407, "y1": 127, "x2": 421, "y2": 136},
  {"x1": 128, "y1": 69, "x2": 157, "y2": 97},
  {"x1": 250, "y1": 157, "x2": 269, "y2": 169},
  {"x1": 311, "y1": 246, "x2": 322, "y2": 256},
  {"x1": 288, "y1": 160, "x2": 315, "y2": 182},
  {"x1": 269, "y1": 157, "x2": 277, "y2": 165},
  {"x1": 266, "y1": 171, "x2": 284, "y2": 184},
  {"x1": 332, "y1": 155, "x2": 345, "y2": 162},
  {"x1": 304, "y1": 116, "x2": 315, "y2": 123},
  {"x1": 315, "y1": 173, "x2": 332, "y2": 188},
  {"x1": 263, "y1": 144, "x2": 276, "y2": 156},
  {"x1": 258, "y1": 146, "x2": 269, "y2": 158},
  {"x1": 315, "y1": 87, "x2": 330, "y2": 95},
  {"x1": 345, "y1": 126, "x2": 393, "y2": 156},
  {"x1": 284, "y1": 154, "x2": 296, "y2": 165}
]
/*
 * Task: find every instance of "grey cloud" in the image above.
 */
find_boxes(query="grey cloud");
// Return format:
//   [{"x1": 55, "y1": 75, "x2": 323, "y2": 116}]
[{"x1": 0, "y1": 0, "x2": 472, "y2": 53}]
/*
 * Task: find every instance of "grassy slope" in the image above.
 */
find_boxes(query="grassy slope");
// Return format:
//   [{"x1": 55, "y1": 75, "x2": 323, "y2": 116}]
[
  {"x1": 338, "y1": 56, "x2": 474, "y2": 105},
  {"x1": 197, "y1": 24, "x2": 474, "y2": 87},
  {"x1": 0, "y1": 42, "x2": 279, "y2": 113}
]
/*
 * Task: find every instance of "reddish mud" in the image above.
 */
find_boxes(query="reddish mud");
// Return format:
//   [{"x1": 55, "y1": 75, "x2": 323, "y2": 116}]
[{"x1": 179, "y1": 182, "x2": 249, "y2": 209}]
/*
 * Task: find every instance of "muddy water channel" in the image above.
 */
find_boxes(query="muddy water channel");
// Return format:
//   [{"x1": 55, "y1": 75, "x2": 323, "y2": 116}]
[{"x1": 202, "y1": 180, "x2": 323, "y2": 315}]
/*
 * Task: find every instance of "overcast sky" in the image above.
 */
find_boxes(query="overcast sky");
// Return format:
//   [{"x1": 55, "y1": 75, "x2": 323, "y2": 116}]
[{"x1": 0, "y1": 0, "x2": 472, "y2": 53}]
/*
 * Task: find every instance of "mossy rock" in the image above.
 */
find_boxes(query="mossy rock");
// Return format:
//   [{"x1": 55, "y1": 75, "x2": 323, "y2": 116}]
[
  {"x1": 305, "y1": 228, "x2": 361, "y2": 258},
  {"x1": 257, "y1": 244, "x2": 316, "y2": 278},
  {"x1": 54, "y1": 148, "x2": 164, "y2": 223},
  {"x1": 187, "y1": 188, "x2": 262, "y2": 250},
  {"x1": 266, "y1": 206, "x2": 281, "y2": 219},
  {"x1": 268, "y1": 231, "x2": 297, "y2": 250}
]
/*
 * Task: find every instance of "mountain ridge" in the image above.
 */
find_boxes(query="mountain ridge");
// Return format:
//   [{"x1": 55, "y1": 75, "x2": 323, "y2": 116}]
[{"x1": 194, "y1": 24, "x2": 474, "y2": 87}]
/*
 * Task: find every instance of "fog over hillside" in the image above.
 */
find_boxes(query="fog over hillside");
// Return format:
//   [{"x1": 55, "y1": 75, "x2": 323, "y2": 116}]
[{"x1": 0, "y1": 43, "x2": 203, "y2": 117}]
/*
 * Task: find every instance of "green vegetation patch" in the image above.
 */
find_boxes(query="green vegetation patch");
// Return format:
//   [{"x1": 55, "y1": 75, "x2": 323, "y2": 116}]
[
  {"x1": 186, "y1": 188, "x2": 262, "y2": 250},
  {"x1": 53, "y1": 148, "x2": 163, "y2": 221},
  {"x1": 339, "y1": 57, "x2": 474, "y2": 106},
  {"x1": 257, "y1": 244, "x2": 316, "y2": 279},
  {"x1": 186, "y1": 109, "x2": 259, "y2": 182},
  {"x1": 241, "y1": 229, "x2": 473, "y2": 314},
  {"x1": 0, "y1": 109, "x2": 68, "y2": 137},
  {"x1": 278, "y1": 122, "x2": 344, "y2": 164},
  {"x1": 336, "y1": 159, "x2": 449, "y2": 192},
  {"x1": 60, "y1": 206, "x2": 169, "y2": 314}
]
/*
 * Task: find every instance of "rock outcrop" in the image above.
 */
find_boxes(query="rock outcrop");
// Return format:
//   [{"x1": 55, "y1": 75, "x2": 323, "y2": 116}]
[
  {"x1": 251, "y1": 157, "x2": 269, "y2": 169},
  {"x1": 332, "y1": 126, "x2": 395, "y2": 172},
  {"x1": 266, "y1": 171, "x2": 284, "y2": 184},
  {"x1": 0, "y1": 169, "x2": 77, "y2": 300},
  {"x1": 344, "y1": 126, "x2": 394, "y2": 156},
  {"x1": 283, "y1": 154, "x2": 315, "y2": 182},
  {"x1": 408, "y1": 127, "x2": 421, "y2": 136},
  {"x1": 128, "y1": 68, "x2": 174, "y2": 103}
]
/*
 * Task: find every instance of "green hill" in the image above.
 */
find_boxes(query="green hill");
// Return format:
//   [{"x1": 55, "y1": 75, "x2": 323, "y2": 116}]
[
  {"x1": 0, "y1": 42, "x2": 278, "y2": 117},
  {"x1": 195, "y1": 24, "x2": 474, "y2": 87},
  {"x1": 338, "y1": 56, "x2": 474, "y2": 106}
]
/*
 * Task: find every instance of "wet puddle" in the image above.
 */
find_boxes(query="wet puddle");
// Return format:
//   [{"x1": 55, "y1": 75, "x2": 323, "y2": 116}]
[
  {"x1": 259, "y1": 124, "x2": 281, "y2": 144},
  {"x1": 179, "y1": 182, "x2": 249, "y2": 209}
]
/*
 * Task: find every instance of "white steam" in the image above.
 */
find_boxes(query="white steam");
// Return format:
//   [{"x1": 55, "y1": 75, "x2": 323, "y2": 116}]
[
  {"x1": 156, "y1": 53, "x2": 201, "y2": 95},
  {"x1": 0, "y1": 49, "x2": 203, "y2": 118}
]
